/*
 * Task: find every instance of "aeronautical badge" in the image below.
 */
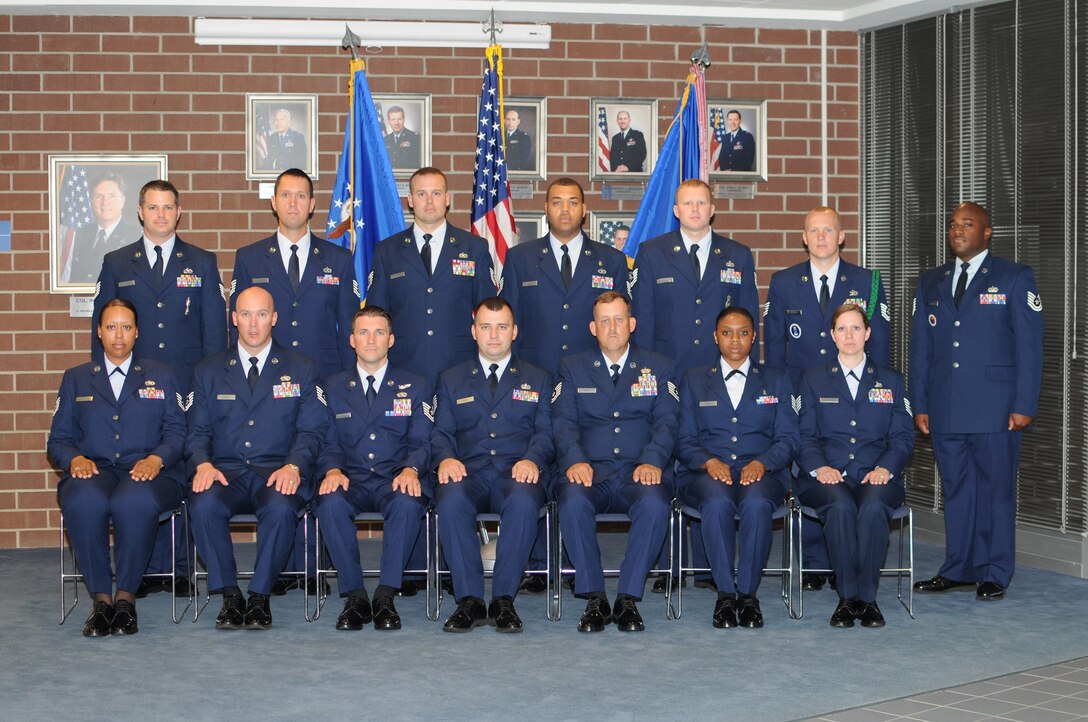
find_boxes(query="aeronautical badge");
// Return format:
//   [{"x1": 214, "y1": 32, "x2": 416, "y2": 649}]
[
  {"x1": 667, "y1": 380, "x2": 679, "y2": 402},
  {"x1": 631, "y1": 372, "x2": 658, "y2": 397},
  {"x1": 591, "y1": 275, "x2": 614, "y2": 290},
  {"x1": 721, "y1": 268, "x2": 742, "y2": 284},
  {"x1": 386, "y1": 398, "x2": 412, "y2": 417},
  {"x1": 868, "y1": 387, "x2": 894, "y2": 404},
  {"x1": 512, "y1": 386, "x2": 540, "y2": 403},
  {"x1": 398, "y1": 383, "x2": 412, "y2": 389},
  {"x1": 928, "y1": 313, "x2": 937, "y2": 327},
  {"x1": 491, "y1": 266, "x2": 503, "y2": 293},
  {"x1": 1027, "y1": 290, "x2": 1043, "y2": 312},
  {"x1": 626, "y1": 267, "x2": 638, "y2": 296},
  {"x1": 551, "y1": 381, "x2": 562, "y2": 403},
  {"x1": 139, "y1": 387, "x2": 165, "y2": 400},
  {"x1": 396, "y1": 391, "x2": 408, "y2": 398},
  {"x1": 423, "y1": 395, "x2": 436, "y2": 422},
  {"x1": 791, "y1": 395, "x2": 801, "y2": 414},
  {"x1": 789, "y1": 323, "x2": 802, "y2": 339},
  {"x1": 755, "y1": 394, "x2": 779, "y2": 405},
  {"x1": 273, "y1": 381, "x2": 300, "y2": 399},
  {"x1": 452, "y1": 259, "x2": 476, "y2": 277}
]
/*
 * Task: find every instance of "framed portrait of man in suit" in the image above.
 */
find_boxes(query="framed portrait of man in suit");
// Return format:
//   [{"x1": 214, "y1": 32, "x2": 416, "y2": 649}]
[
  {"x1": 708, "y1": 99, "x2": 767, "y2": 182},
  {"x1": 513, "y1": 214, "x2": 547, "y2": 245},
  {"x1": 48, "y1": 154, "x2": 167, "y2": 294},
  {"x1": 372, "y1": 94, "x2": 431, "y2": 178},
  {"x1": 246, "y1": 94, "x2": 318, "y2": 181},
  {"x1": 503, "y1": 97, "x2": 547, "y2": 181},
  {"x1": 588, "y1": 212, "x2": 637, "y2": 255},
  {"x1": 589, "y1": 98, "x2": 658, "y2": 181}
]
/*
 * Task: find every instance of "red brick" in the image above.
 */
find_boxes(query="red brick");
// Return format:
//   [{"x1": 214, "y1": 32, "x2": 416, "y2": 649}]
[
  {"x1": 102, "y1": 34, "x2": 160, "y2": 53},
  {"x1": 73, "y1": 53, "x2": 131, "y2": 73},
  {"x1": 104, "y1": 73, "x2": 161, "y2": 92},
  {"x1": 44, "y1": 113, "x2": 100, "y2": 132},
  {"x1": 43, "y1": 75, "x2": 101, "y2": 92},
  {"x1": 3, "y1": 33, "x2": 42, "y2": 51},
  {"x1": 72, "y1": 93, "x2": 132, "y2": 112},
  {"x1": 133, "y1": 94, "x2": 190, "y2": 113},
  {"x1": 73, "y1": 16, "x2": 130, "y2": 33},
  {"x1": 0, "y1": 75, "x2": 41, "y2": 92},
  {"x1": 733, "y1": 46, "x2": 784, "y2": 64},
  {"x1": 192, "y1": 54, "x2": 251, "y2": 74},
  {"x1": 42, "y1": 33, "x2": 100, "y2": 53},
  {"x1": 12, "y1": 15, "x2": 71, "y2": 32},
  {"x1": 133, "y1": 16, "x2": 190, "y2": 34}
]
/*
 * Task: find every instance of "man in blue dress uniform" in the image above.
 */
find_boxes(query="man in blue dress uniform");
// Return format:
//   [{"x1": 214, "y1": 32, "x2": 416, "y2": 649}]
[
  {"x1": 910, "y1": 202, "x2": 1043, "y2": 600},
  {"x1": 312, "y1": 306, "x2": 433, "y2": 630},
  {"x1": 764, "y1": 206, "x2": 890, "y2": 592},
  {"x1": 432, "y1": 297, "x2": 554, "y2": 633},
  {"x1": 187, "y1": 286, "x2": 326, "y2": 629},
  {"x1": 677, "y1": 307, "x2": 799, "y2": 628},
  {"x1": 552, "y1": 291, "x2": 677, "y2": 632}
]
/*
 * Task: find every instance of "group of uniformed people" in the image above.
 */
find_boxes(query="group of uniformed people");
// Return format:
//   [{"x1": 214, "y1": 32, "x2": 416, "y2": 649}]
[{"x1": 48, "y1": 166, "x2": 1043, "y2": 637}]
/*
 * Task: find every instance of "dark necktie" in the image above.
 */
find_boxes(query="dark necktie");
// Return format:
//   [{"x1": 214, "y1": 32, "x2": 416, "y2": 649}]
[
  {"x1": 560, "y1": 245, "x2": 572, "y2": 289},
  {"x1": 152, "y1": 245, "x2": 164, "y2": 279},
  {"x1": 725, "y1": 369, "x2": 745, "y2": 381},
  {"x1": 247, "y1": 356, "x2": 259, "y2": 391},
  {"x1": 488, "y1": 363, "x2": 499, "y2": 392},
  {"x1": 421, "y1": 233, "x2": 433, "y2": 278},
  {"x1": 95, "y1": 229, "x2": 106, "y2": 248},
  {"x1": 690, "y1": 244, "x2": 701, "y2": 281},
  {"x1": 847, "y1": 370, "x2": 860, "y2": 400},
  {"x1": 819, "y1": 274, "x2": 830, "y2": 313},
  {"x1": 610, "y1": 363, "x2": 621, "y2": 386},
  {"x1": 954, "y1": 261, "x2": 969, "y2": 307},
  {"x1": 288, "y1": 244, "x2": 300, "y2": 294},
  {"x1": 366, "y1": 374, "x2": 377, "y2": 405}
]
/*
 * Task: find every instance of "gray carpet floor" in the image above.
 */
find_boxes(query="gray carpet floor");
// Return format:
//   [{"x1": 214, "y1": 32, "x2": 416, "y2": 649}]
[{"x1": 3, "y1": 533, "x2": 1087, "y2": 721}]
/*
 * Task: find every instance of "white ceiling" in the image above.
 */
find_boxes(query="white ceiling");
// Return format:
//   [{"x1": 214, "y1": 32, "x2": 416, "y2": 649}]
[{"x1": 2, "y1": 0, "x2": 998, "y2": 31}]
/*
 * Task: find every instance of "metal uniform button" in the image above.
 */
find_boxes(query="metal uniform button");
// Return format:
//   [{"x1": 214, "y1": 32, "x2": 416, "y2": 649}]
[
  {"x1": 562, "y1": 303, "x2": 570, "y2": 310},
  {"x1": 731, "y1": 436, "x2": 738, "y2": 442},
  {"x1": 245, "y1": 441, "x2": 252, "y2": 448},
  {"x1": 291, "y1": 321, "x2": 298, "y2": 327},
  {"x1": 248, "y1": 420, "x2": 255, "y2": 426},
  {"x1": 157, "y1": 322, "x2": 165, "y2": 329},
  {"x1": 820, "y1": 331, "x2": 827, "y2": 338},
  {"x1": 694, "y1": 339, "x2": 700, "y2": 345},
  {"x1": 850, "y1": 438, "x2": 856, "y2": 444},
  {"x1": 614, "y1": 427, "x2": 621, "y2": 433},
  {"x1": 850, "y1": 420, "x2": 856, "y2": 427},
  {"x1": 292, "y1": 340, "x2": 299, "y2": 346},
  {"x1": 158, "y1": 342, "x2": 165, "y2": 349},
  {"x1": 427, "y1": 308, "x2": 433, "y2": 315},
  {"x1": 954, "y1": 320, "x2": 960, "y2": 327},
  {"x1": 730, "y1": 454, "x2": 737, "y2": 460},
  {"x1": 561, "y1": 324, "x2": 568, "y2": 331},
  {"x1": 613, "y1": 411, "x2": 620, "y2": 418},
  {"x1": 695, "y1": 319, "x2": 701, "y2": 325},
  {"x1": 115, "y1": 453, "x2": 121, "y2": 459},
  {"x1": 427, "y1": 288, "x2": 434, "y2": 294},
  {"x1": 367, "y1": 453, "x2": 375, "y2": 460},
  {"x1": 695, "y1": 299, "x2": 702, "y2": 305},
  {"x1": 848, "y1": 453, "x2": 855, "y2": 460},
  {"x1": 490, "y1": 412, "x2": 498, "y2": 419},
  {"x1": 427, "y1": 330, "x2": 434, "y2": 336},
  {"x1": 731, "y1": 417, "x2": 738, "y2": 423},
  {"x1": 952, "y1": 362, "x2": 959, "y2": 369},
  {"x1": 561, "y1": 344, "x2": 568, "y2": 351},
  {"x1": 156, "y1": 301, "x2": 165, "y2": 308},
  {"x1": 489, "y1": 432, "x2": 497, "y2": 438},
  {"x1": 820, "y1": 349, "x2": 827, "y2": 355},
  {"x1": 613, "y1": 448, "x2": 621, "y2": 454},
  {"x1": 369, "y1": 433, "x2": 376, "y2": 441},
  {"x1": 952, "y1": 341, "x2": 960, "y2": 348},
  {"x1": 113, "y1": 434, "x2": 120, "y2": 440},
  {"x1": 292, "y1": 301, "x2": 299, "y2": 308},
  {"x1": 490, "y1": 449, "x2": 497, "y2": 455},
  {"x1": 112, "y1": 415, "x2": 119, "y2": 421}
]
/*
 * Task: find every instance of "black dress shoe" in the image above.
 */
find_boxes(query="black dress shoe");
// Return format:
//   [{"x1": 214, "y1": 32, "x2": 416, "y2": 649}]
[
  {"x1": 737, "y1": 595, "x2": 763, "y2": 628},
  {"x1": 110, "y1": 599, "x2": 139, "y2": 635},
  {"x1": 270, "y1": 577, "x2": 330, "y2": 596},
  {"x1": 167, "y1": 577, "x2": 193, "y2": 597},
  {"x1": 976, "y1": 582, "x2": 1007, "y2": 600},
  {"x1": 372, "y1": 596, "x2": 401, "y2": 630},
  {"x1": 829, "y1": 598, "x2": 856, "y2": 628},
  {"x1": 439, "y1": 578, "x2": 455, "y2": 595},
  {"x1": 801, "y1": 573, "x2": 826, "y2": 591},
  {"x1": 613, "y1": 597, "x2": 645, "y2": 632},
  {"x1": 712, "y1": 596, "x2": 738, "y2": 629},
  {"x1": 489, "y1": 596, "x2": 523, "y2": 633},
  {"x1": 82, "y1": 600, "x2": 114, "y2": 637},
  {"x1": 693, "y1": 577, "x2": 718, "y2": 591},
  {"x1": 857, "y1": 601, "x2": 885, "y2": 627},
  {"x1": 243, "y1": 592, "x2": 273, "y2": 629},
  {"x1": 398, "y1": 579, "x2": 426, "y2": 597},
  {"x1": 913, "y1": 575, "x2": 974, "y2": 593},
  {"x1": 335, "y1": 596, "x2": 373, "y2": 630},
  {"x1": 828, "y1": 573, "x2": 837, "y2": 591},
  {"x1": 443, "y1": 597, "x2": 488, "y2": 633},
  {"x1": 577, "y1": 597, "x2": 611, "y2": 632},
  {"x1": 518, "y1": 574, "x2": 548, "y2": 595},
  {"x1": 651, "y1": 574, "x2": 682, "y2": 594},
  {"x1": 215, "y1": 592, "x2": 245, "y2": 630},
  {"x1": 135, "y1": 576, "x2": 165, "y2": 599}
]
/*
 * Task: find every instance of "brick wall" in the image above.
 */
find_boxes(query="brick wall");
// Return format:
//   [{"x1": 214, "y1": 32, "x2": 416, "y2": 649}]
[{"x1": 0, "y1": 15, "x2": 860, "y2": 548}]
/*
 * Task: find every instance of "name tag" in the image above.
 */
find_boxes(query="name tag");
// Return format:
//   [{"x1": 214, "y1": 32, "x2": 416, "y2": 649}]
[
  {"x1": 576, "y1": 387, "x2": 597, "y2": 394},
  {"x1": 386, "y1": 398, "x2": 412, "y2": 416},
  {"x1": 755, "y1": 395, "x2": 779, "y2": 405},
  {"x1": 452, "y1": 259, "x2": 476, "y2": 277},
  {"x1": 76, "y1": 395, "x2": 93, "y2": 402},
  {"x1": 818, "y1": 397, "x2": 839, "y2": 404},
  {"x1": 273, "y1": 383, "x2": 300, "y2": 399},
  {"x1": 591, "y1": 275, "x2": 614, "y2": 290},
  {"x1": 720, "y1": 269, "x2": 742, "y2": 284},
  {"x1": 512, "y1": 389, "x2": 539, "y2": 403},
  {"x1": 521, "y1": 280, "x2": 538, "y2": 287},
  {"x1": 699, "y1": 400, "x2": 717, "y2": 407},
  {"x1": 216, "y1": 394, "x2": 236, "y2": 401},
  {"x1": 868, "y1": 388, "x2": 895, "y2": 404},
  {"x1": 138, "y1": 388, "x2": 165, "y2": 400},
  {"x1": 656, "y1": 277, "x2": 674, "y2": 284},
  {"x1": 118, "y1": 280, "x2": 136, "y2": 288},
  {"x1": 335, "y1": 412, "x2": 352, "y2": 419},
  {"x1": 389, "y1": 271, "x2": 406, "y2": 280},
  {"x1": 979, "y1": 293, "x2": 1006, "y2": 305},
  {"x1": 631, "y1": 374, "x2": 657, "y2": 397},
  {"x1": 316, "y1": 274, "x2": 340, "y2": 285},
  {"x1": 176, "y1": 274, "x2": 202, "y2": 288},
  {"x1": 786, "y1": 309, "x2": 802, "y2": 315},
  {"x1": 252, "y1": 277, "x2": 269, "y2": 284},
  {"x1": 456, "y1": 396, "x2": 475, "y2": 405}
]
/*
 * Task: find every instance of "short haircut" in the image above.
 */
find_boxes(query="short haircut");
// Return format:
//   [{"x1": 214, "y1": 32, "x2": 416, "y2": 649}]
[
  {"x1": 805, "y1": 205, "x2": 842, "y2": 228},
  {"x1": 139, "y1": 179, "x2": 179, "y2": 205},
  {"x1": 99, "y1": 297, "x2": 138, "y2": 327},
  {"x1": 353, "y1": 305, "x2": 393, "y2": 332},
  {"x1": 409, "y1": 167, "x2": 447, "y2": 192},
  {"x1": 675, "y1": 178, "x2": 713, "y2": 202},
  {"x1": 615, "y1": 224, "x2": 630, "y2": 233},
  {"x1": 727, "y1": 109, "x2": 742, "y2": 119},
  {"x1": 715, "y1": 305, "x2": 755, "y2": 330},
  {"x1": 546, "y1": 177, "x2": 585, "y2": 203},
  {"x1": 830, "y1": 303, "x2": 870, "y2": 330},
  {"x1": 274, "y1": 108, "x2": 291, "y2": 119},
  {"x1": 387, "y1": 105, "x2": 405, "y2": 117},
  {"x1": 593, "y1": 290, "x2": 632, "y2": 313},
  {"x1": 274, "y1": 168, "x2": 313, "y2": 197},
  {"x1": 90, "y1": 172, "x2": 126, "y2": 196},
  {"x1": 473, "y1": 296, "x2": 514, "y2": 318},
  {"x1": 955, "y1": 201, "x2": 992, "y2": 229}
]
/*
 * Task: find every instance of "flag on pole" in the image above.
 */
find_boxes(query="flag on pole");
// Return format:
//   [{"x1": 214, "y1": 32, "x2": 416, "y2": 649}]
[
  {"x1": 471, "y1": 44, "x2": 518, "y2": 278},
  {"x1": 623, "y1": 63, "x2": 709, "y2": 257},
  {"x1": 326, "y1": 58, "x2": 405, "y2": 301},
  {"x1": 596, "y1": 106, "x2": 612, "y2": 172},
  {"x1": 58, "y1": 164, "x2": 92, "y2": 283}
]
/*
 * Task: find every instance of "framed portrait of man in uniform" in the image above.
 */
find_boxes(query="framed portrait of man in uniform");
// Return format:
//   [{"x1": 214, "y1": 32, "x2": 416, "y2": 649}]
[
  {"x1": 707, "y1": 99, "x2": 767, "y2": 182},
  {"x1": 372, "y1": 94, "x2": 431, "y2": 178},
  {"x1": 503, "y1": 97, "x2": 547, "y2": 181},
  {"x1": 246, "y1": 93, "x2": 318, "y2": 181},
  {"x1": 588, "y1": 212, "x2": 637, "y2": 255},
  {"x1": 48, "y1": 154, "x2": 167, "y2": 294},
  {"x1": 589, "y1": 98, "x2": 657, "y2": 182},
  {"x1": 513, "y1": 214, "x2": 547, "y2": 244}
]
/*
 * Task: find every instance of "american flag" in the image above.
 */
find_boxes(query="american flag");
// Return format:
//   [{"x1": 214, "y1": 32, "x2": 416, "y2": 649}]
[
  {"x1": 254, "y1": 106, "x2": 270, "y2": 162},
  {"x1": 471, "y1": 44, "x2": 518, "y2": 277},
  {"x1": 596, "y1": 106, "x2": 611, "y2": 172},
  {"x1": 709, "y1": 107, "x2": 726, "y2": 172},
  {"x1": 58, "y1": 165, "x2": 92, "y2": 283}
]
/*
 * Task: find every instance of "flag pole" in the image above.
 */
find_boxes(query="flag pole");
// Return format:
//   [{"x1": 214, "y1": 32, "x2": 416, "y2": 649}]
[{"x1": 341, "y1": 25, "x2": 363, "y2": 256}]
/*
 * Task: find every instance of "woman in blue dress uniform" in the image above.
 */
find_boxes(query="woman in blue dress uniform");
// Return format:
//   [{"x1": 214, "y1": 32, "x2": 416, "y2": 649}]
[
  {"x1": 796, "y1": 304, "x2": 914, "y2": 628},
  {"x1": 48, "y1": 299, "x2": 187, "y2": 636}
]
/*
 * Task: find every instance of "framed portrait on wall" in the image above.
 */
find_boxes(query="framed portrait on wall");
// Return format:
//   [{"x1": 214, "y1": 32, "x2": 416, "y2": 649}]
[
  {"x1": 503, "y1": 97, "x2": 547, "y2": 181},
  {"x1": 246, "y1": 93, "x2": 318, "y2": 181},
  {"x1": 372, "y1": 94, "x2": 432, "y2": 177},
  {"x1": 49, "y1": 154, "x2": 168, "y2": 294},
  {"x1": 513, "y1": 214, "x2": 547, "y2": 244},
  {"x1": 590, "y1": 98, "x2": 658, "y2": 181},
  {"x1": 588, "y1": 212, "x2": 637, "y2": 254},
  {"x1": 708, "y1": 100, "x2": 768, "y2": 182}
]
